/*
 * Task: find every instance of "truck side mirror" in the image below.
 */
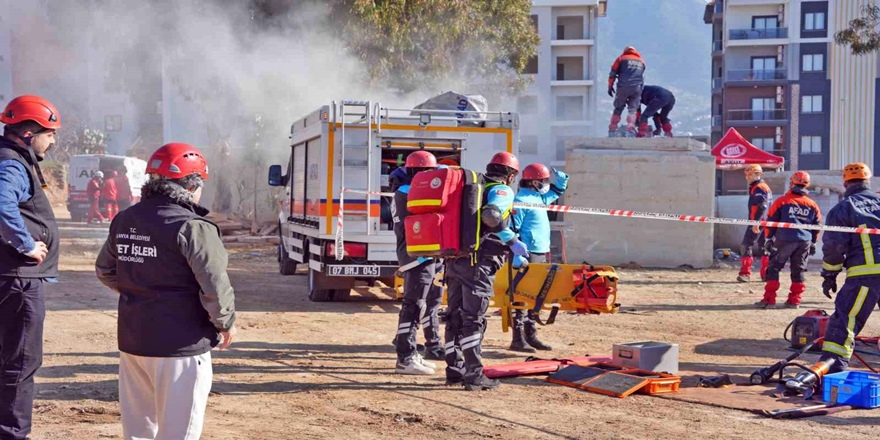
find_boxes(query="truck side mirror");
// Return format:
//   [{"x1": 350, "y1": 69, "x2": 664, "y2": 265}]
[{"x1": 268, "y1": 165, "x2": 285, "y2": 186}]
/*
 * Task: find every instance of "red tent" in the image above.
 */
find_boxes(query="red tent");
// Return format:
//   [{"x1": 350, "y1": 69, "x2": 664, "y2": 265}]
[{"x1": 711, "y1": 128, "x2": 785, "y2": 170}]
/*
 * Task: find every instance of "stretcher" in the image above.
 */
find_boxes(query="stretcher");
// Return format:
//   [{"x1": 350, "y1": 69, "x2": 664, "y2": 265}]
[
  {"x1": 395, "y1": 262, "x2": 620, "y2": 333},
  {"x1": 483, "y1": 355, "x2": 612, "y2": 379}
]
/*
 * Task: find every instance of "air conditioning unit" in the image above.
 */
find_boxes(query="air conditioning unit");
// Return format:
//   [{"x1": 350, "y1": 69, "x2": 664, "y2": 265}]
[
  {"x1": 776, "y1": 86, "x2": 784, "y2": 104},
  {"x1": 777, "y1": 46, "x2": 784, "y2": 63},
  {"x1": 775, "y1": 127, "x2": 783, "y2": 143},
  {"x1": 778, "y1": 5, "x2": 785, "y2": 25}
]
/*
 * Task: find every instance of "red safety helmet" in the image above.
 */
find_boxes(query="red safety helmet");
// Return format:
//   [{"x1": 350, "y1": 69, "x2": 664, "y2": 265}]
[
  {"x1": 146, "y1": 143, "x2": 209, "y2": 180},
  {"x1": 405, "y1": 150, "x2": 437, "y2": 168},
  {"x1": 522, "y1": 163, "x2": 550, "y2": 181},
  {"x1": 790, "y1": 170, "x2": 810, "y2": 187},
  {"x1": 0, "y1": 95, "x2": 61, "y2": 130},
  {"x1": 489, "y1": 151, "x2": 520, "y2": 173}
]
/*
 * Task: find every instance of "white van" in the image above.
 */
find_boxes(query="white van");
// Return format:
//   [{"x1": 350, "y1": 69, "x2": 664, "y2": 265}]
[{"x1": 67, "y1": 154, "x2": 148, "y2": 222}]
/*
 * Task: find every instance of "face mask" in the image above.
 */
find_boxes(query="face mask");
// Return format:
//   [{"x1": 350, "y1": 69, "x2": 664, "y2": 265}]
[{"x1": 537, "y1": 183, "x2": 551, "y2": 195}]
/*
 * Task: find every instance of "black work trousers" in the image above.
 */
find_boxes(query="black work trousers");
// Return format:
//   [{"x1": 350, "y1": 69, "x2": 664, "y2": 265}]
[
  {"x1": 444, "y1": 255, "x2": 503, "y2": 383},
  {"x1": 766, "y1": 240, "x2": 810, "y2": 283},
  {"x1": 512, "y1": 253, "x2": 549, "y2": 331},
  {"x1": 395, "y1": 260, "x2": 442, "y2": 362},
  {"x1": 0, "y1": 277, "x2": 45, "y2": 440}
]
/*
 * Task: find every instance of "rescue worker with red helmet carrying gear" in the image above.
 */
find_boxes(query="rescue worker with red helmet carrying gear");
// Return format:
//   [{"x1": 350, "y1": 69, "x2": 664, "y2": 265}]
[
  {"x1": 608, "y1": 46, "x2": 646, "y2": 137},
  {"x1": 508, "y1": 163, "x2": 569, "y2": 353},
  {"x1": 818, "y1": 163, "x2": 880, "y2": 374},
  {"x1": 445, "y1": 151, "x2": 529, "y2": 391},
  {"x1": 738, "y1": 164, "x2": 773, "y2": 283},
  {"x1": 0, "y1": 95, "x2": 61, "y2": 439},
  {"x1": 758, "y1": 171, "x2": 821, "y2": 309},
  {"x1": 95, "y1": 143, "x2": 236, "y2": 439},
  {"x1": 391, "y1": 151, "x2": 444, "y2": 375}
]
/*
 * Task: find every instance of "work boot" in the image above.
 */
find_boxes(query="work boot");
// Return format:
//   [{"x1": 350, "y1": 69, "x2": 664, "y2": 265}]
[
  {"x1": 395, "y1": 360, "x2": 435, "y2": 375},
  {"x1": 738, "y1": 256, "x2": 753, "y2": 282},
  {"x1": 637, "y1": 122, "x2": 650, "y2": 138},
  {"x1": 754, "y1": 300, "x2": 776, "y2": 309},
  {"x1": 525, "y1": 326, "x2": 553, "y2": 351},
  {"x1": 464, "y1": 375, "x2": 501, "y2": 391},
  {"x1": 737, "y1": 274, "x2": 750, "y2": 283},
  {"x1": 445, "y1": 377, "x2": 464, "y2": 386},
  {"x1": 788, "y1": 282, "x2": 806, "y2": 307},
  {"x1": 509, "y1": 326, "x2": 536, "y2": 353},
  {"x1": 662, "y1": 122, "x2": 674, "y2": 138},
  {"x1": 762, "y1": 280, "x2": 780, "y2": 306},
  {"x1": 424, "y1": 346, "x2": 445, "y2": 361}
]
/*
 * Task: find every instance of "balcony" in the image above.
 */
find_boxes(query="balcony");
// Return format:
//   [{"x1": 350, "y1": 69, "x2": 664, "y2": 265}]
[
  {"x1": 712, "y1": 77, "x2": 722, "y2": 92},
  {"x1": 711, "y1": 115, "x2": 722, "y2": 131},
  {"x1": 726, "y1": 109, "x2": 788, "y2": 127},
  {"x1": 726, "y1": 68, "x2": 787, "y2": 85},
  {"x1": 714, "y1": 1, "x2": 723, "y2": 21},
  {"x1": 713, "y1": 40, "x2": 723, "y2": 53},
  {"x1": 729, "y1": 27, "x2": 788, "y2": 40}
]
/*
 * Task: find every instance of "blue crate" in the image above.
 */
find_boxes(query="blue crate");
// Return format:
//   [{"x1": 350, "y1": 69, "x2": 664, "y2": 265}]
[{"x1": 822, "y1": 371, "x2": 880, "y2": 408}]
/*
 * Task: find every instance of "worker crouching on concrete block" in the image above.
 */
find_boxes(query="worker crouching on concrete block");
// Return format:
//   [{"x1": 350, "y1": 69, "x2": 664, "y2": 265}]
[
  {"x1": 738, "y1": 164, "x2": 773, "y2": 283},
  {"x1": 758, "y1": 171, "x2": 821, "y2": 309},
  {"x1": 818, "y1": 163, "x2": 880, "y2": 374},
  {"x1": 637, "y1": 85, "x2": 675, "y2": 138},
  {"x1": 95, "y1": 143, "x2": 237, "y2": 439},
  {"x1": 508, "y1": 163, "x2": 569, "y2": 353}
]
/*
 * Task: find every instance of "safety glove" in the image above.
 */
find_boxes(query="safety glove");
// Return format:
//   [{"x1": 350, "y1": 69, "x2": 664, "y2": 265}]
[
  {"x1": 607, "y1": 86, "x2": 615, "y2": 98},
  {"x1": 763, "y1": 238, "x2": 776, "y2": 255},
  {"x1": 512, "y1": 254, "x2": 529, "y2": 269},
  {"x1": 509, "y1": 239, "x2": 530, "y2": 258},
  {"x1": 809, "y1": 242, "x2": 817, "y2": 256},
  {"x1": 551, "y1": 167, "x2": 569, "y2": 181},
  {"x1": 820, "y1": 270, "x2": 839, "y2": 299}
]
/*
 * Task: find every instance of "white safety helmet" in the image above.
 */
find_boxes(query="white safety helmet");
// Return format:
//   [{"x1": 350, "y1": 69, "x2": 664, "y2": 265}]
[{"x1": 95, "y1": 171, "x2": 104, "y2": 178}]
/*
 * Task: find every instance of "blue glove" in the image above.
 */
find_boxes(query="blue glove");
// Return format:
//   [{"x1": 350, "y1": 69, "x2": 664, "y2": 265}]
[
  {"x1": 509, "y1": 239, "x2": 530, "y2": 257},
  {"x1": 512, "y1": 254, "x2": 528, "y2": 269},
  {"x1": 416, "y1": 256, "x2": 432, "y2": 265},
  {"x1": 552, "y1": 167, "x2": 568, "y2": 181}
]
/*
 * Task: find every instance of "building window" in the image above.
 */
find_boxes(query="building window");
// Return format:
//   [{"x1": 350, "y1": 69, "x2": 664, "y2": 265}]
[
  {"x1": 801, "y1": 95, "x2": 823, "y2": 114},
  {"x1": 805, "y1": 12, "x2": 826, "y2": 31},
  {"x1": 517, "y1": 96, "x2": 538, "y2": 115},
  {"x1": 751, "y1": 97, "x2": 775, "y2": 120},
  {"x1": 801, "y1": 136, "x2": 822, "y2": 154},
  {"x1": 520, "y1": 135, "x2": 538, "y2": 154},
  {"x1": 802, "y1": 53, "x2": 824, "y2": 72},
  {"x1": 752, "y1": 137, "x2": 775, "y2": 152},
  {"x1": 530, "y1": 14, "x2": 538, "y2": 32},
  {"x1": 752, "y1": 16, "x2": 779, "y2": 29},
  {"x1": 556, "y1": 96, "x2": 584, "y2": 120},
  {"x1": 524, "y1": 56, "x2": 538, "y2": 74}
]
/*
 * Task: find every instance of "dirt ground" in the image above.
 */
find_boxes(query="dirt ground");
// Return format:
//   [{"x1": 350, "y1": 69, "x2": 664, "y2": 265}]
[{"x1": 28, "y1": 206, "x2": 880, "y2": 439}]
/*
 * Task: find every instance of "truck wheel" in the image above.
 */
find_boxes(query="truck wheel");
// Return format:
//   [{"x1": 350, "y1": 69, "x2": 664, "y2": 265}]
[
  {"x1": 330, "y1": 289, "x2": 352, "y2": 302},
  {"x1": 307, "y1": 267, "x2": 333, "y2": 302},
  {"x1": 278, "y1": 234, "x2": 297, "y2": 276}
]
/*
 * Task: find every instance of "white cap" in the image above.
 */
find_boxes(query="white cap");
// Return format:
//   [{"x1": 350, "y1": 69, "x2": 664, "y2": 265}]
[{"x1": 95, "y1": 171, "x2": 104, "y2": 178}]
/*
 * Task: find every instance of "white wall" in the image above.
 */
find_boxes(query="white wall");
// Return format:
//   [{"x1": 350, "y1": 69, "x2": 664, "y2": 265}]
[{"x1": 726, "y1": 4, "x2": 784, "y2": 30}]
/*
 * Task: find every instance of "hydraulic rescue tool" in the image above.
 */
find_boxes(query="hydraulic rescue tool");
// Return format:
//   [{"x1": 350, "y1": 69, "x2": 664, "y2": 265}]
[{"x1": 773, "y1": 358, "x2": 836, "y2": 399}]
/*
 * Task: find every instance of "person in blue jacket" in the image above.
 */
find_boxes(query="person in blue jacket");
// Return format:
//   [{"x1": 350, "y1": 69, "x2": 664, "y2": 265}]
[
  {"x1": 819, "y1": 162, "x2": 880, "y2": 374},
  {"x1": 508, "y1": 163, "x2": 569, "y2": 352}
]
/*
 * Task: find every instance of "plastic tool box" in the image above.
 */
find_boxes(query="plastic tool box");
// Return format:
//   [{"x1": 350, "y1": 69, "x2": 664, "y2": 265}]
[
  {"x1": 612, "y1": 341, "x2": 679, "y2": 374},
  {"x1": 822, "y1": 371, "x2": 880, "y2": 408}
]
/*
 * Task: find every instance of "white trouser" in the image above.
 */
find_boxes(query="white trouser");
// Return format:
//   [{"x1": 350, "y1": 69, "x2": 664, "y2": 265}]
[{"x1": 119, "y1": 351, "x2": 213, "y2": 440}]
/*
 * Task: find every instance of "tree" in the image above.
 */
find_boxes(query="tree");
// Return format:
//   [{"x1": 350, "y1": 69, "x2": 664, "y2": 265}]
[
  {"x1": 51, "y1": 124, "x2": 109, "y2": 162},
  {"x1": 335, "y1": 0, "x2": 540, "y2": 95},
  {"x1": 834, "y1": 5, "x2": 880, "y2": 55}
]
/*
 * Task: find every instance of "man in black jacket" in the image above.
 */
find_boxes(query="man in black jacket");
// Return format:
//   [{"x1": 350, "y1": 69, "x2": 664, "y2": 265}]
[
  {"x1": 95, "y1": 143, "x2": 236, "y2": 439},
  {"x1": 0, "y1": 95, "x2": 61, "y2": 440}
]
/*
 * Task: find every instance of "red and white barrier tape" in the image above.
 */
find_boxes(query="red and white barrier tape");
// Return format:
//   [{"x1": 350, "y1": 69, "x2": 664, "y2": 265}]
[{"x1": 514, "y1": 202, "x2": 880, "y2": 235}]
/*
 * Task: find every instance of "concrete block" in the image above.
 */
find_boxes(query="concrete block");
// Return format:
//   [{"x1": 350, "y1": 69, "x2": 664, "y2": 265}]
[
  {"x1": 566, "y1": 137, "x2": 709, "y2": 152},
  {"x1": 563, "y1": 139, "x2": 715, "y2": 268}
]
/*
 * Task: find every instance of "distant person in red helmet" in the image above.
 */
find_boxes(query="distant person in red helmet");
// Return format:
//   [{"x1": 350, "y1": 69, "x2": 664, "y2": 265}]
[
  {"x1": 101, "y1": 170, "x2": 119, "y2": 220},
  {"x1": 738, "y1": 165, "x2": 773, "y2": 283},
  {"x1": 391, "y1": 151, "x2": 444, "y2": 375},
  {"x1": 115, "y1": 165, "x2": 134, "y2": 211},
  {"x1": 758, "y1": 171, "x2": 821, "y2": 309},
  {"x1": 0, "y1": 95, "x2": 61, "y2": 439},
  {"x1": 87, "y1": 171, "x2": 106, "y2": 224},
  {"x1": 95, "y1": 143, "x2": 237, "y2": 439},
  {"x1": 444, "y1": 151, "x2": 529, "y2": 391},
  {"x1": 508, "y1": 162, "x2": 569, "y2": 353}
]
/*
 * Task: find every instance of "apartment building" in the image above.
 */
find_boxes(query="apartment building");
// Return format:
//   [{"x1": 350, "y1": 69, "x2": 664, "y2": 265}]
[
  {"x1": 706, "y1": 0, "x2": 880, "y2": 193},
  {"x1": 511, "y1": 0, "x2": 608, "y2": 169}
]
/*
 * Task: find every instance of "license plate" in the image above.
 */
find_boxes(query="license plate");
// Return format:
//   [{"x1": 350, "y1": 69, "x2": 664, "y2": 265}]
[{"x1": 327, "y1": 265, "x2": 381, "y2": 277}]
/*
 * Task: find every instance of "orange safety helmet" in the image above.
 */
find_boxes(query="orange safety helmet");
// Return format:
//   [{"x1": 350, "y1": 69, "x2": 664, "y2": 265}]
[
  {"x1": 146, "y1": 143, "x2": 209, "y2": 180},
  {"x1": 1, "y1": 95, "x2": 61, "y2": 130},
  {"x1": 790, "y1": 170, "x2": 810, "y2": 187},
  {"x1": 522, "y1": 163, "x2": 550, "y2": 181},
  {"x1": 405, "y1": 150, "x2": 437, "y2": 168},
  {"x1": 489, "y1": 151, "x2": 520, "y2": 173},
  {"x1": 744, "y1": 164, "x2": 763, "y2": 175},
  {"x1": 843, "y1": 162, "x2": 872, "y2": 182}
]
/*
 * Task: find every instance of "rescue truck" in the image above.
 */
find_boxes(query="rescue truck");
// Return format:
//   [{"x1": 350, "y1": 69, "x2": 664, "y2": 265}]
[{"x1": 268, "y1": 100, "x2": 520, "y2": 301}]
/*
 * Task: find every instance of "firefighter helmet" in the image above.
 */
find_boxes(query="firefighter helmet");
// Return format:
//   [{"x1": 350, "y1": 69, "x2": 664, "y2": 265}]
[
  {"x1": 790, "y1": 171, "x2": 810, "y2": 187},
  {"x1": 843, "y1": 162, "x2": 872, "y2": 182},
  {"x1": 146, "y1": 143, "x2": 209, "y2": 180},
  {"x1": 489, "y1": 151, "x2": 520, "y2": 173},
  {"x1": 405, "y1": 151, "x2": 437, "y2": 169},
  {"x1": 522, "y1": 163, "x2": 551, "y2": 181},
  {"x1": 0, "y1": 95, "x2": 61, "y2": 130}
]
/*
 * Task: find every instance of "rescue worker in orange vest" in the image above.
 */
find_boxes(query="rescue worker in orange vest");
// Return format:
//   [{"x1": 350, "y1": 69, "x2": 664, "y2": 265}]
[
  {"x1": 758, "y1": 171, "x2": 821, "y2": 309},
  {"x1": 738, "y1": 164, "x2": 772, "y2": 283}
]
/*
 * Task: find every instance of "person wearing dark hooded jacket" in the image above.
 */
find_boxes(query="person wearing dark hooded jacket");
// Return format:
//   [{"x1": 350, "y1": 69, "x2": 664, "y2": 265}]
[{"x1": 608, "y1": 46, "x2": 646, "y2": 137}]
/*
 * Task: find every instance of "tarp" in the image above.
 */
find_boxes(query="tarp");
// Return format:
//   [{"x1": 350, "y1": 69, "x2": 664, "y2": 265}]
[{"x1": 711, "y1": 128, "x2": 785, "y2": 170}]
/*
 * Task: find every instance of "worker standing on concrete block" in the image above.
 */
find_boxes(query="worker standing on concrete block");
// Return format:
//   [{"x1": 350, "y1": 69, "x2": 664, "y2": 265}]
[
  {"x1": 738, "y1": 164, "x2": 772, "y2": 283},
  {"x1": 637, "y1": 85, "x2": 675, "y2": 138},
  {"x1": 390, "y1": 151, "x2": 444, "y2": 376},
  {"x1": 818, "y1": 163, "x2": 880, "y2": 374},
  {"x1": 508, "y1": 163, "x2": 569, "y2": 353},
  {"x1": 758, "y1": 171, "x2": 821, "y2": 309},
  {"x1": 444, "y1": 152, "x2": 529, "y2": 391},
  {"x1": 0, "y1": 95, "x2": 61, "y2": 440},
  {"x1": 607, "y1": 46, "x2": 646, "y2": 138},
  {"x1": 95, "y1": 143, "x2": 236, "y2": 439}
]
